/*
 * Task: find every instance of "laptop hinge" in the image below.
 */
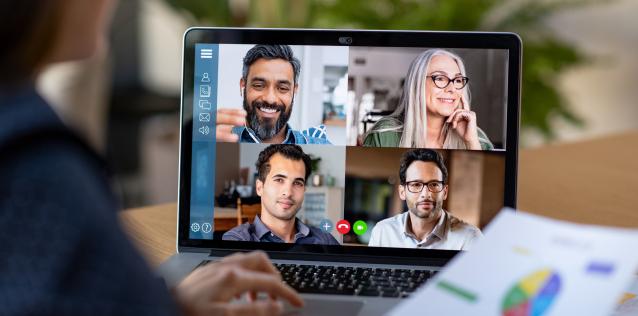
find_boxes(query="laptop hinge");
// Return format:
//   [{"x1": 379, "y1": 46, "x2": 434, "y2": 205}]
[{"x1": 207, "y1": 248, "x2": 454, "y2": 267}]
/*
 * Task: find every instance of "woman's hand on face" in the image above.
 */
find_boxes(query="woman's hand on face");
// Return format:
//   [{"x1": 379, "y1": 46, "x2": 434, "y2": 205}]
[
  {"x1": 446, "y1": 109, "x2": 481, "y2": 150},
  {"x1": 174, "y1": 251, "x2": 304, "y2": 316}
]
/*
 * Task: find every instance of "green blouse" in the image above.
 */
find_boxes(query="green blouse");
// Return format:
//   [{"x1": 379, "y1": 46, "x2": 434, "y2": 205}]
[{"x1": 362, "y1": 117, "x2": 494, "y2": 150}]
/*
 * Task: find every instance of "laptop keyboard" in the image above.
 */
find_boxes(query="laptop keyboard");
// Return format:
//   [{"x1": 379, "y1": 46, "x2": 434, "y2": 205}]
[
  {"x1": 275, "y1": 263, "x2": 435, "y2": 298},
  {"x1": 198, "y1": 260, "x2": 435, "y2": 298}
]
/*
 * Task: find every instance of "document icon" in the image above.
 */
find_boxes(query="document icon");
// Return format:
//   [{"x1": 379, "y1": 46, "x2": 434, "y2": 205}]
[
  {"x1": 199, "y1": 100, "x2": 211, "y2": 110},
  {"x1": 199, "y1": 113, "x2": 210, "y2": 122},
  {"x1": 199, "y1": 85, "x2": 211, "y2": 98}
]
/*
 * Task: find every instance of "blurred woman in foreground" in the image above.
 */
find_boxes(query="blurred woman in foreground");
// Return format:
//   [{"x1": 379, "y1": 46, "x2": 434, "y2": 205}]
[{"x1": 0, "y1": 1, "x2": 302, "y2": 315}]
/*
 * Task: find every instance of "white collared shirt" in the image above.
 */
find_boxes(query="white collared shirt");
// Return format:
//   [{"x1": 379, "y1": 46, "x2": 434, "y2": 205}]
[{"x1": 368, "y1": 210, "x2": 482, "y2": 250}]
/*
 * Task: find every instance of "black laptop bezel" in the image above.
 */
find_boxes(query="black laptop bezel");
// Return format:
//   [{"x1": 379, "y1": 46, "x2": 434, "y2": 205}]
[{"x1": 178, "y1": 28, "x2": 521, "y2": 260}]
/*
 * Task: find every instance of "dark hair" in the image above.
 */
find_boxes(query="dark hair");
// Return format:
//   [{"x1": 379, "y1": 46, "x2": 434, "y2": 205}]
[
  {"x1": 0, "y1": 1, "x2": 65, "y2": 86},
  {"x1": 256, "y1": 144, "x2": 312, "y2": 182},
  {"x1": 242, "y1": 45, "x2": 301, "y2": 84},
  {"x1": 398, "y1": 149, "x2": 448, "y2": 184}
]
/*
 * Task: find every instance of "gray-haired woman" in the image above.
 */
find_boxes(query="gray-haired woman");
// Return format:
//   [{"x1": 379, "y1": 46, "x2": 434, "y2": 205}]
[{"x1": 363, "y1": 49, "x2": 493, "y2": 150}]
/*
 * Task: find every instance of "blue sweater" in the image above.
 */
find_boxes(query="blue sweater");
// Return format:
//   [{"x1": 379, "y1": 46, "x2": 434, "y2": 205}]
[{"x1": 0, "y1": 85, "x2": 178, "y2": 315}]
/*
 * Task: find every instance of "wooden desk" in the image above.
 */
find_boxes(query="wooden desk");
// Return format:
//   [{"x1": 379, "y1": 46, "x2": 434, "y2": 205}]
[
  {"x1": 120, "y1": 131, "x2": 638, "y2": 267},
  {"x1": 119, "y1": 204, "x2": 236, "y2": 266}
]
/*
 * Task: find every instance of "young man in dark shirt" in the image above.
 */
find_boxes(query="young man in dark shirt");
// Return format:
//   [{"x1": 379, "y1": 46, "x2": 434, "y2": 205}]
[{"x1": 223, "y1": 145, "x2": 339, "y2": 245}]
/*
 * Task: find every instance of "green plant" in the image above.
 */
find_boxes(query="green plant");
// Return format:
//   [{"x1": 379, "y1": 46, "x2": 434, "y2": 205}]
[
  {"x1": 167, "y1": 0, "x2": 594, "y2": 140},
  {"x1": 309, "y1": 155, "x2": 321, "y2": 173}
]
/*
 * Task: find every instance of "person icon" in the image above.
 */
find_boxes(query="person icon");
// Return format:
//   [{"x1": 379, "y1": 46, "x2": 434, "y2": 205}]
[{"x1": 201, "y1": 72, "x2": 210, "y2": 83}]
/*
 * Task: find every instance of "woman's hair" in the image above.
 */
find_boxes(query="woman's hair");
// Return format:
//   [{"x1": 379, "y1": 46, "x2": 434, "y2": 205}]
[
  {"x1": 0, "y1": 0, "x2": 66, "y2": 86},
  {"x1": 371, "y1": 49, "x2": 471, "y2": 149}
]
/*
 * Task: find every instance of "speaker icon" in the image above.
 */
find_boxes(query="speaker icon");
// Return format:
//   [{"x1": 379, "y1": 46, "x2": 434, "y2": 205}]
[{"x1": 199, "y1": 125, "x2": 210, "y2": 135}]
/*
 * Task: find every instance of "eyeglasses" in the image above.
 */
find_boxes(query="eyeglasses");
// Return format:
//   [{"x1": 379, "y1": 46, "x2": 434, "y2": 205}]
[
  {"x1": 404, "y1": 180, "x2": 445, "y2": 193},
  {"x1": 429, "y1": 75, "x2": 469, "y2": 89}
]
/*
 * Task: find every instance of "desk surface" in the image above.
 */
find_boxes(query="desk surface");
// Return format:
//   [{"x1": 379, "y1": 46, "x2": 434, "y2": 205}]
[{"x1": 120, "y1": 131, "x2": 638, "y2": 267}]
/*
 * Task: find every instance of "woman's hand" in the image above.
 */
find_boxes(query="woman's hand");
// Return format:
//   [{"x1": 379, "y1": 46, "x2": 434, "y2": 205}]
[
  {"x1": 174, "y1": 251, "x2": 304, "y2": 316},
  {"x1": 446, "y1": 109, "x2": 481, "y2": 150}
]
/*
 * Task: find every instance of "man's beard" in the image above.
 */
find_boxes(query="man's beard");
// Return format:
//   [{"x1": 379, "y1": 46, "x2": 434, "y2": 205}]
[
  {"x1": 409, "y1": 199, "x2": 442, "y2": 220},
  {"x1": 243, "y1": 93, "x2": 292, "y2": 141}
]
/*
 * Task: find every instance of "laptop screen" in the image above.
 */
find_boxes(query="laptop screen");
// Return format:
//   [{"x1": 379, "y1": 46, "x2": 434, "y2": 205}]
[{"x1": 182, "y1": 31, "x2": 519, "y2": 255}]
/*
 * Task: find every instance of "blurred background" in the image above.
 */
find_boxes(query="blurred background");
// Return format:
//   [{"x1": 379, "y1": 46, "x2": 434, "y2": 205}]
[{"x1": 36, "y1": 0, "x2": 638, "y2": 208}]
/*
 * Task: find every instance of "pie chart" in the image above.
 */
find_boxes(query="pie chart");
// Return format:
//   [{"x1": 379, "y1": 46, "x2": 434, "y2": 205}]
[{"x1": 502, "y1": 268, "x2": 561, "y2": 316}]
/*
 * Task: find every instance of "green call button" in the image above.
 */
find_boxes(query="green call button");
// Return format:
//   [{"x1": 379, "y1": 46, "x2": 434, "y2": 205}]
[{"x1": 353, "y1": 220, "x2": 368, "y2": 235}]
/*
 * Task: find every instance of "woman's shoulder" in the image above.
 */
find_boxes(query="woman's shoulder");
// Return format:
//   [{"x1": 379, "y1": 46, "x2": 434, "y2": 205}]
[
  {"x1": 0, "y1": 87, "x2": 112, "y2": 208},
  {"x1": 476, "y1": 127, "x2": 495, "y2": 150},
  {"x1": 0, "y1": 136, "x2": 177, "y2": 314},
  {"x1": 0, "y1": 117, "x2": 114, "y2": 212},
  {"x1": 370, "y1": 116, "x2": 403, "y2": 130},
  {"x1": 362, "y1": 117, "x2": 403, "y2": 147}
]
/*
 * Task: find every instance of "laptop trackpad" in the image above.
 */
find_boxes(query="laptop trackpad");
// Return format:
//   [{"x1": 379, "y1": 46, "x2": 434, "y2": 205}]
[{"x1": 283, "y1": 298, "x2": 363, "y2": 316}]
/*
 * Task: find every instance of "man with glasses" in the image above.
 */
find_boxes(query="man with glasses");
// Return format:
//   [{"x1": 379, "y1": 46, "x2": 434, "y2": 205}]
[{"x1": 368, "y1": 148, "x2": 482, "y2": 249}]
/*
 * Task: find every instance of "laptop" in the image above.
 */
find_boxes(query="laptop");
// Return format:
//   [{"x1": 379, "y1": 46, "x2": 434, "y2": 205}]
[{"x1": 159, "y1": 28, "x2": 522, "y2": 315}]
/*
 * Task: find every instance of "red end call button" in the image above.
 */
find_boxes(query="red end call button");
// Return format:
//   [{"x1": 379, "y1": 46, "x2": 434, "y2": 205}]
[{"x1": 336, "y1": 220, "x2": 351, "y2": 234}]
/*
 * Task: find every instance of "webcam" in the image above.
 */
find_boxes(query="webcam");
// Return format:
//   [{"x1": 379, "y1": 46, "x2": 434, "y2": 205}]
[{"x1": 338, "y1": 36, "x2": 353, "y2": 45}]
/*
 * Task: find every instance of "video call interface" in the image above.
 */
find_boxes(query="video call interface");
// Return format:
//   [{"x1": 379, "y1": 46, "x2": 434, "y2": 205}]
[{"x1": 188, "y1": 43, "x2": 509, "y2": 252}]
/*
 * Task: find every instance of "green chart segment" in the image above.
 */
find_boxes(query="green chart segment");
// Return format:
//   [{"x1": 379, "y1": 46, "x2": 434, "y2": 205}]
[
  {"x1": 436, "y1": 280, "x2": 478, "y2": 303},
  {"x1": 502, "y1": 269, "x2": 561, "y2": 316}
]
